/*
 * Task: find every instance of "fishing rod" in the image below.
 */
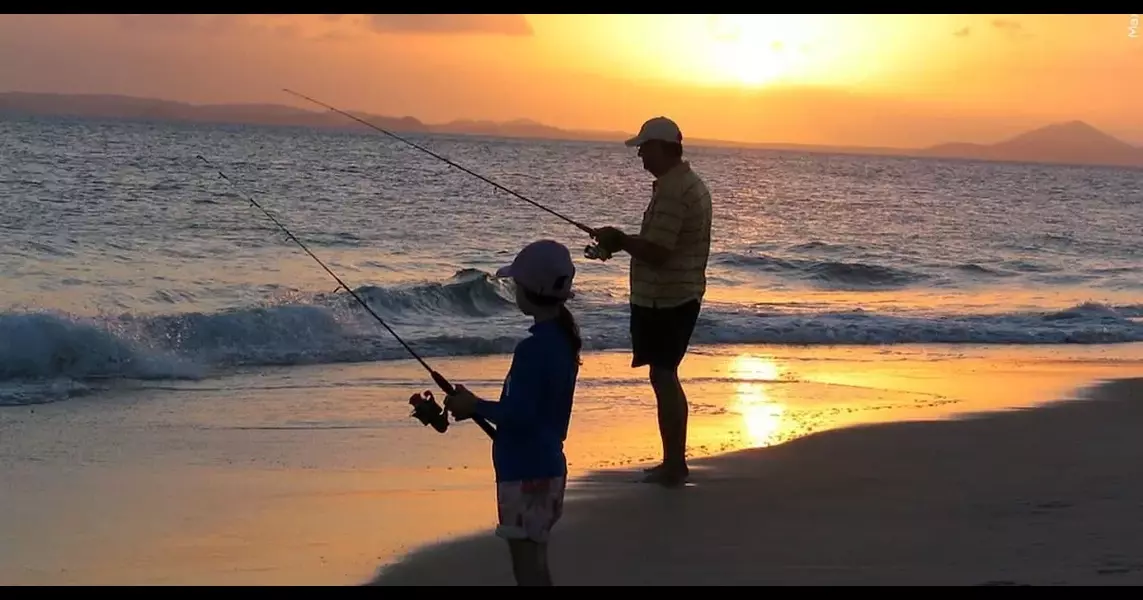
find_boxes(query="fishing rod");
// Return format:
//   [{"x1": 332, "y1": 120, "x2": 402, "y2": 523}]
[
  {"x1": 195, "y1": 154, "x2": 497, "y2": 440},
  {"x1": 281, "y1": 88, "x2": 614, "y2": 261}
]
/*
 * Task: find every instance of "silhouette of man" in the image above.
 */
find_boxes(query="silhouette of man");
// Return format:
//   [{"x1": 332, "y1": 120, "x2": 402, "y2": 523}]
[{"x1": 591, "y1": 116, "x2": 713, "y2": 487}]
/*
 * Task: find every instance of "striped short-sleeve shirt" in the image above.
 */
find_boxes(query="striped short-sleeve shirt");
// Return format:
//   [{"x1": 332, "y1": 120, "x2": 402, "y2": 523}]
[{"x1": 630, "y1": 161, "x2": 713, "y2": 308}]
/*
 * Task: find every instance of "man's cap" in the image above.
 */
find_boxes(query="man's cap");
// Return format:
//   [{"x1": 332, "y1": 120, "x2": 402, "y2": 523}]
[
  {"x1": 496, "y1": 239, "x2": 576, "y2": 300},
  {"x1": 624, "y1": 116, "x2": 683, "y2": 147}
]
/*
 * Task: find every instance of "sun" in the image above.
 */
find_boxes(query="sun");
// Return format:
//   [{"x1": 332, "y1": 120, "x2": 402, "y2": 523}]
[{"x1": 704, "y1": 14, "x2": 821, "y2": 88}]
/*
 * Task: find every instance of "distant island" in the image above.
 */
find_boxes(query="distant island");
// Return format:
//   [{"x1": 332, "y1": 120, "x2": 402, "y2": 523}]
[
  {"x1": 921, "y1": 121, "x2": 1143, "y2": 169},
  {"x1": 2, "y1": 91, "x2": 1141, "y2": 170}
]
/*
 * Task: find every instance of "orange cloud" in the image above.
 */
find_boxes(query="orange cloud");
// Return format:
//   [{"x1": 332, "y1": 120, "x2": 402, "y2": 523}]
[
  {"x1": 991, "y1": 18, "x2": 1022, "y2": 30},
  {"x1": 109, "y1": 14, "x2": 328, "y2": 40},
  {"x1": 365, "y1": 14, "x2": 532, "y2": 36},
  {"x1": 990, "y1": 18, "x2": 1031, "y2": 39},
  {"x1": 108, "y1": 14, "x2": 532, "y2": 39}
]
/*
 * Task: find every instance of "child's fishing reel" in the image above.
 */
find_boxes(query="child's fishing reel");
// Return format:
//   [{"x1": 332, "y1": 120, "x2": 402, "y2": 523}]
[
  {"x1": 584, "y1": 243, "x2": 612, "y2": 262},
  {"x1": 409, "y1": 390, "x2": 449, "y2": 433}
]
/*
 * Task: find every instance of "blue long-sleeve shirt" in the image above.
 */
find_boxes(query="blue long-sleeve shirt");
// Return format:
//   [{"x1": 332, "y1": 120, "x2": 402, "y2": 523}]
[{"x1": 474, "y1": 319, "x2": 579, "y2": 483}]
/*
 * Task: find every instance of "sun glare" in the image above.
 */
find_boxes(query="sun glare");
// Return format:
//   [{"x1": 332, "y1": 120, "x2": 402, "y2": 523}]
[
  {"x1": 729, "y1": 354, "x2": 782, "y2": 381},
  {"x1": 728, "y1": 355, "x2": 786, "y2": 447},
  {"x1": 703, "y1": 14, "x2": 823, "y2": 87},
  {"x1": 736, "y1": 382, "x2": 786, "y2": 447},
  {"x1": 531, "y1": 14, "x2": 889, "y2": 93}
]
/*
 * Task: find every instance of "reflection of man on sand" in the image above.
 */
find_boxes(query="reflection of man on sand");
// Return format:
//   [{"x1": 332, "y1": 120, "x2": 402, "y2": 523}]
[{"x1": 591, "y1": 116, "x2": 713, "y2": 487}]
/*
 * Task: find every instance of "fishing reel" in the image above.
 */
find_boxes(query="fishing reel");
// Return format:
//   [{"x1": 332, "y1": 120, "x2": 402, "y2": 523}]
[
  {"x1": 409, "y1": 390, "x2": 449, "y2": 433},
  {"x1": 584, "y1": 243, "x2": 612, "y2": 262}
]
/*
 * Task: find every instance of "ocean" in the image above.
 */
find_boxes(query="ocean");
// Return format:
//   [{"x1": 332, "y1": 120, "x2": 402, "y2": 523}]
[{"x1": 2, "y1": 114, "x2": 1140, "y2": 406}]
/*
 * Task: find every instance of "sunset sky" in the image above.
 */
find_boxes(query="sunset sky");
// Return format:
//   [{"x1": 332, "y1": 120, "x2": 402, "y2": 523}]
[{"x1": 1, "y1": 14, "x2": 1140, "y2": 147}]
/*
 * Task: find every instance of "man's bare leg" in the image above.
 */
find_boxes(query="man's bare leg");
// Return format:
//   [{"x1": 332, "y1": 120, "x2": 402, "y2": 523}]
[
  {"x1": 508, "y1": 539, "x2": 553, "y2": 586},
  {"x1": 643, "y1": 365, "x2": 689, "y2": 485}
]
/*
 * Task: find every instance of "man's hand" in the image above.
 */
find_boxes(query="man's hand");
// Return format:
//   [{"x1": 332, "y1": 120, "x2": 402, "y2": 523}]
[
  {"x1": 593, "y1": 225, "x2": 673, "y2": 265},
  {"x1": 444, "y1": 384, "x2": 479, "y2": 419},
  {"x1": 591, "y1": 226, "x2": 627, "y2": 253}
]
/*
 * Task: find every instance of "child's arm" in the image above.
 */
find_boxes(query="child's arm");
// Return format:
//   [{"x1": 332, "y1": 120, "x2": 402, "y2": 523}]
[{"x1": 473, "y1": 342, "x2": 542, "y2": 429}]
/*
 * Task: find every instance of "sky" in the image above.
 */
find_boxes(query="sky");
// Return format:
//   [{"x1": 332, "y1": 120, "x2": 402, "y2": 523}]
[{"x1": 1, "y1": 14, "x2": 1140, "y2": 147}]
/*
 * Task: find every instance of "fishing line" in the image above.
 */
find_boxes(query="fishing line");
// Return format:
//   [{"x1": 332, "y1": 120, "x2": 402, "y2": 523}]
[
  {"x1": 281, "y1": 88, "x2": 613, "y2": 260},
  {"x1": 195, "y1": 154, "x2": 497, "y2": 440}
]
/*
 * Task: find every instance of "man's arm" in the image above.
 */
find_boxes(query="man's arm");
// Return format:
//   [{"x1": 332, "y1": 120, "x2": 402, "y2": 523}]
[
  {"x1": 620, "y1": 195, "x2": 684, "y2": 267},
  {"x1": 617, "y1": 233, "x2": 671, "y2": 266}
]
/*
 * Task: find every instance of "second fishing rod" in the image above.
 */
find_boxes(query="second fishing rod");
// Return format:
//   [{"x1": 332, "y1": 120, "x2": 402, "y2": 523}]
[
  {"x1": 196, "y1": 155, "x2": 496, "y2": 441},
  {"x1": 282, "y1": 88, "x2": 616, "y2": 262}
]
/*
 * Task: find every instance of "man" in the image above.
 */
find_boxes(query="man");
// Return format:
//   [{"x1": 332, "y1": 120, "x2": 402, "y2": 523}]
[{"x1": 591, "y1": 116, "x2": 713, "y2": 487}]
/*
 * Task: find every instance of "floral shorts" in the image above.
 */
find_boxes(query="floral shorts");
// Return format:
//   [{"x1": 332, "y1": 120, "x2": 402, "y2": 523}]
[{"x1": 495, "y1": 476, "x2": 567, "y2": 543}]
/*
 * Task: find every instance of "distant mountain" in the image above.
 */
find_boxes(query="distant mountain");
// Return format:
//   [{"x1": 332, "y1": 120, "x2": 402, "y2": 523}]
[
  {"x1": 921, "y1": 121, "x2": 1143, "y2": 168},
  {"x1": 436, "y1": 116, "x2": 629, "y2": 142},
  {"x1": 1, "y1": 91, "x2": 1140, "y2": 169},
  {"x1": 0, "y1": 91, "x2": 631, "y2": 141},
  {"x1": 0, "y1": 91, "x2": 431, "y2": 134}
]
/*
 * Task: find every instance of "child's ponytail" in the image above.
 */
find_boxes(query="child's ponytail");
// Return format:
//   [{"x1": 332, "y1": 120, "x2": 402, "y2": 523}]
[
  {"x1": 522, "y1": 286, "x2": 583, "y2": 364},
  {"x1": 555, "y1": 303, "x2": 582, "y2": 364}
]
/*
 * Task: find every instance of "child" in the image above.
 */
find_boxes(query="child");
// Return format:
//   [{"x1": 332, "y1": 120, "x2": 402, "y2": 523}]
[{"x1": 444, "y1": 239, "x2": 582, "y2": 586}]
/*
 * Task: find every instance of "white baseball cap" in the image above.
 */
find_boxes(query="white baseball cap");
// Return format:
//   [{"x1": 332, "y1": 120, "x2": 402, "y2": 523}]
[
  {"x1": 624, "y1": 116, "x2": 683, "y2": 147},
  {"x1": 495, "y1": 239, "x2": 576, "y2": 301}
]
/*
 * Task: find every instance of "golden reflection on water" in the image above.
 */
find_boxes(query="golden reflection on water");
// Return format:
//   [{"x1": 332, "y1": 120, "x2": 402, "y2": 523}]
[{"x1": 729, "y1": 354, "x2": 788, "y2": 448}]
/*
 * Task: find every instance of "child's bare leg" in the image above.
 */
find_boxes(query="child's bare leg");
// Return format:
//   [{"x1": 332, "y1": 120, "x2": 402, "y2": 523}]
[{"x1": 508, "y1": 539, "x2": 552, "y2": 586}]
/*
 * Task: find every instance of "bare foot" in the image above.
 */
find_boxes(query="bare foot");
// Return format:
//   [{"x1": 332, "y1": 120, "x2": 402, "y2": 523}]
[{"x1": 642, "y1": 464, "x2": 689, "y2": 487}]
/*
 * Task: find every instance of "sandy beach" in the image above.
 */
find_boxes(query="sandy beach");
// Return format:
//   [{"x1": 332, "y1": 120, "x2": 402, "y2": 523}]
[
  {"x1": 373, "y1": 374, "x2": 1143, "y2": 586},
  {"x1": 3, "y1": 342, "x2": 1141, "y2": 585}
]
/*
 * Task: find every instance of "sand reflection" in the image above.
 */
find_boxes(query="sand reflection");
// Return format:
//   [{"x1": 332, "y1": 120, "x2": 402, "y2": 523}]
[{"x1": 729, "y1": 354, "x2": 788, "y2": 448}]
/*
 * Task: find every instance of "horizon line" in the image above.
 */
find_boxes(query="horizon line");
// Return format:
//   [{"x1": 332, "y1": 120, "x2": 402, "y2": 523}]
[{"x1": 2, "y1": 90, "x2": 1141, "y2": 171}]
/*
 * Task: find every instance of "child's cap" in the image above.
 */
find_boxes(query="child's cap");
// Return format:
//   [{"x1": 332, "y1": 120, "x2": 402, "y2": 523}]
[{"x1": 496, "y1": 239, "x2": 576, "y2": 300}]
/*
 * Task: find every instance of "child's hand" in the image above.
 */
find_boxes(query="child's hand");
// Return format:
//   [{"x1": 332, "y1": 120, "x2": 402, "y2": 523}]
[{"x1": 445, "y1": 384, "x2": 478, "y2": 419}]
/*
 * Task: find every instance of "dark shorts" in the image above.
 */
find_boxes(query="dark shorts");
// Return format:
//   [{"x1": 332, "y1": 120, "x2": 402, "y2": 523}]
[{"x1": 630, "y1": 299, "x2": 702, "y2": 369}]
